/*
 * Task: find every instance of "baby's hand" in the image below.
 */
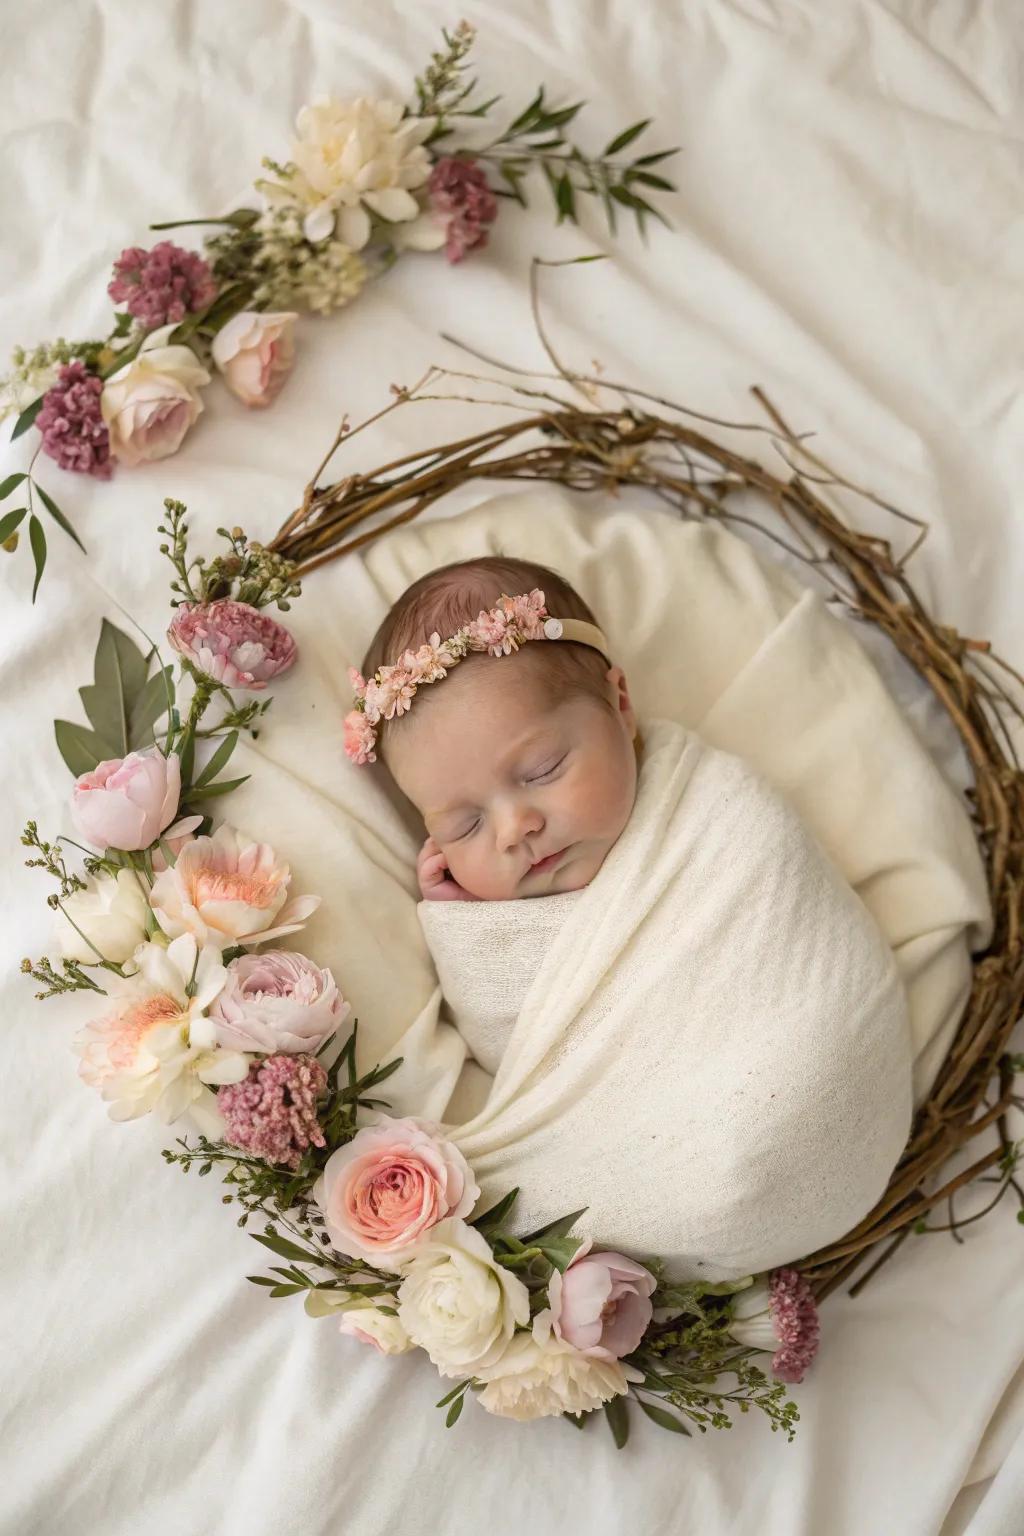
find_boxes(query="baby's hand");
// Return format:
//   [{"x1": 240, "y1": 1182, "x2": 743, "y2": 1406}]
[{"x1": 417, "y1": 836, "x2": 479, "y2": 902}]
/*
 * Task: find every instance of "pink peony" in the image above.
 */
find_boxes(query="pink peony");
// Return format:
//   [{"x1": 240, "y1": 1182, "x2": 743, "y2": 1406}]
[
  {"x1": 544, "y1": 1240, "x2": 656, "y2": 1361},
  {"x1": 210, "y1": 949, "x2": 349, "y2": 1056},
  {"x1": 148, "y1": 823, "x2": 320, "y2": 951},
  {"x1": 313, "y1": 1115, "x2": 480, "y2": 1271},
  {"x1": 211, "y1": 311, "x2": 298, "y2": 407},
  {"x1": 427, "y1": 157, "x2": 498, "y2": 264},
  {"x1": 167, "y1": 599, "x2": 297, "y2": 691},
  {"x1": 108, "y1": 241, "x2": 217, "y2": 328},
  {"x1": 218, "y1": 1052, "x2": 327, "y2": 1170},
  {"x1": 36, "y1": 362, "x2": 113, "y2": 479},
  {"x1": 72, "y1": 747, "x2": 182, "y2": 851}
]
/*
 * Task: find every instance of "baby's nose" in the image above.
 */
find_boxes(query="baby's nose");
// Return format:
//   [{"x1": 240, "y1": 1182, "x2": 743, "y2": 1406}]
[{"x1": 496, "y1": 803, "x2": 544, "y2": 853}]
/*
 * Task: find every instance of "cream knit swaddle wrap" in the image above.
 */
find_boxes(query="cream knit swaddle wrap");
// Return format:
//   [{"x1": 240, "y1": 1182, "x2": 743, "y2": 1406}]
[{"x1": 417, "y1": 717, "x2": 913, "y2": 1282}]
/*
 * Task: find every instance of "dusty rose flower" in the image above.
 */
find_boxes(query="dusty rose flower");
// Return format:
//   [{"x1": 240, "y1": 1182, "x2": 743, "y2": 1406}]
[
  {"x1": 727, "y1": 1266, "x2": 821, "y2": 1383},
  {"x1": 107, "y1": 241, "x2": 217, "y2": 327},
  {"x1": 100, "y1": 328, "x2": 210, "y2": 465},
  {"x1": 428, "y1": 157, "x2": 498, "y2": 263},
  {"x1": 210, "y1": 949, "x2": 349, "y2": 1056},
  {"x1": 149, "y1": 823, "x2": 320, "y2": 950},
  {"x1": 342, "y1": 710, "x2": 376, "y2": 765},
  {"x1": 167, "y1": 599, "x2": 297, "y2": 691},
  {"x1": 36, "y1": 362, "x2": 113, "y2": 479},
  {"x1": 313, "y1": 1116, "x2": 480, "y2": 1271},
  {"x1": 542, "y1": 1239, "x2": 656, "y2": 1361},
  {"x1": 211, "y1": 311, "x2": 299, "y2": 407},
  {"x1": 218, "y1": 1052, "x2": 327, "y2": 1170},
  {"x1": 72, "y1": 747, "x2": 182, "y2": 851}
]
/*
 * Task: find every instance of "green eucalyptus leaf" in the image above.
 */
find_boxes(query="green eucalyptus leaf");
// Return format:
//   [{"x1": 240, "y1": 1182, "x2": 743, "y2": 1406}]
[
  {"x1": 268, "y1": 1283, "x2": 305, "y2": 1298},
  {"x1": 638, "y1": 1398, "x2": 691, "y2": 1435},
  {"x1": 0, "y1": 471, "x2": 27, "y2": 499},
  {"x1": 445, "y1": 1394, "x2": 465, "y2": 1428},
  {"x1": 555, "y1": 173, "x2": 576, "y2": 224},
  {"x1": 251, "y1": 1232, "x2": 315, "y2": 1264},
  {"x1": 129, "y1": 665, "x2": 175, "y2": 750},
  {"x1": 471, "y1": 1188, "x2": 520, "y2": 1232},
  {"x1": 631, "y1": 170, "x2": 675, "y2": 191},
  {"x1": 187, "y1": 773, "x2": 251, "y2": 800},
  {"x1": 505, "y1": 86, "x2": 545, "y2": 135},
  {"x1": 522, "y1": 1207, "x2": 588, "y2": 1243},
  {"x1": 35, "y1": 482, "x2": 86, "y2": 553},
  {"x1": 436, "y1": 1380, "x2": 469, "y2": 1408},
  {"x1": 246, "y1": 1275, "x2": 279, "y2": 1286},
  {"x1": 54, "y1": 719, "x2": 114, "y2": 776},
  {"x1": 632, "y1": 147, "x2": 681, "y2": 167},
  {"x1": 11, "y1": 396, "x2": 44, "y2": 440},
  {"x1": 605, "y1": 118, "x2": 651, "y2": 155},
  {"x1": 28, "y1": 514, "x2": 46, "y2": 602},
  {"x1": 0, "y1": 507, "x2": 26, "y2": 545},
  {"x1": 604, "y1": 1394, "x2": 629, "y2": 1449},
  {"x1": 192, "y1": 729, "x2": 239, "y2": 789}
]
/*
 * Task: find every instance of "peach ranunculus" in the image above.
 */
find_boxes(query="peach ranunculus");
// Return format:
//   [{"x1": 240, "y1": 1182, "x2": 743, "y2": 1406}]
[
  {"x1": 540, "y1": 1239, "x2": 657, "y2": 1362},
  {"x1": 211, "y1": 311, "x2": 299, "y2": 407},
  {"x1": 72, "y1": 747, "x2": 182, "y2": 852},
  {"x1": 148, "y1": 824, "x2": 320, "y2": 951},
  {"x1": 72, "y1": 934, "x2": 249, "y2": 1132},
  {"x1": 313, "y1": 1116, "x2": 480, "y2": 1271},
  {"x1": 100, "y1": 325, "x2": 210, "y2": 465}
]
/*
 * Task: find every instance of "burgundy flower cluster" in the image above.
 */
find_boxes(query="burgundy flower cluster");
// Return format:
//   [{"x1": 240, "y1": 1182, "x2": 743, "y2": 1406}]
[{"x1": 428, "y1": 157, "x2": 498, "y2": 264}]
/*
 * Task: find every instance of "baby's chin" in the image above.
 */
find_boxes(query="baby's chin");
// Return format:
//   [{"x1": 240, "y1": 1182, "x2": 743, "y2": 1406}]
[{"x1": 468, "y1": 845, "x2": 599, "y2": 900}]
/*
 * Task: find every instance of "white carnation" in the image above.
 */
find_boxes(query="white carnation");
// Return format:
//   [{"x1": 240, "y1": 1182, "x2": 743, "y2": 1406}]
[{"x1": 474, "y1": 1321, "x2": 640, "y2": 1422}]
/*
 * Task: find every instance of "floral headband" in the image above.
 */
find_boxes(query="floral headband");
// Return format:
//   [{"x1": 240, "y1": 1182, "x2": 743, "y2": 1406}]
[{"x1": 343, "y1": 588, "x2": 612, "y2": 765}]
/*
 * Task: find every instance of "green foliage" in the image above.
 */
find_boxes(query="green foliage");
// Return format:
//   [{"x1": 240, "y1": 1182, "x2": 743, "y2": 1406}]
[{"x1": 53, "y1": 618, "x2": 174, "y2": 773}]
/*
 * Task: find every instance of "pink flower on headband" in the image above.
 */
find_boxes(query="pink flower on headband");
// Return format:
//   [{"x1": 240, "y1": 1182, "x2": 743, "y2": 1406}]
[
  {"x1": 343, "y1": 710, "x2": 376, "y2": 765},
  {"x1": 501, "y1": 591, "x2": 547, "y2": 638}
]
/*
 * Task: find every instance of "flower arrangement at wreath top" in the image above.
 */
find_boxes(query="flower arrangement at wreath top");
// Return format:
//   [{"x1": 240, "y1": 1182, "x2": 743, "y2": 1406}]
[
  {"x1": 0, "y1": 19, "x2": 678, "y2": 600},
  {"x1": 20, "y1": 498, "x2": 816, "y2": 1447}
]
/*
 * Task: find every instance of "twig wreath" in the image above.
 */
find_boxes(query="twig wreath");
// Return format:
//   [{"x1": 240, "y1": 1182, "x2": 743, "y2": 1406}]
[
  {"x1": 21, "y1": 262, "x2": 1023, "y2": 1448},
  {"x1": 270, "y1": 258, "x2": 1024, "y2": 1308}
]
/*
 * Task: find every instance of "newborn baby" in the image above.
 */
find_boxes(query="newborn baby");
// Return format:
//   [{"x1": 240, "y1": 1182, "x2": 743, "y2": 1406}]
[{"x1": 350, "y1": 554, "x2": 642, "y2": 904}]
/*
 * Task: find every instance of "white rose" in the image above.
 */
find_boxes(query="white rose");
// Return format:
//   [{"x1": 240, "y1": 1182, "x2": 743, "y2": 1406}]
[
  {"x1": 101, "y1": 326, "x2": 210, "y2": 465},
  {"x1": 55, "y1": 868, "x2": 150, "y2": 964},
  {"x1": 396, "y1": 1218, "x2": 530, "y2": 1378},
  {"x1": 262, "y1": 96, "x2": 434, "y2": 249},
  {"x1": 475, "y1": 1320, "x2": 641, "y2": 1422},
  {"x1": 211, "y1": 311, "x2": 298, "y2": 407}
]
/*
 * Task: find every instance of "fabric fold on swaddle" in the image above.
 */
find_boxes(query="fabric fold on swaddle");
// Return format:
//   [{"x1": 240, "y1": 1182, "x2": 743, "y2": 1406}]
[{"x1": 418, "y1": 717, "x2": 913, "y2": 1282}]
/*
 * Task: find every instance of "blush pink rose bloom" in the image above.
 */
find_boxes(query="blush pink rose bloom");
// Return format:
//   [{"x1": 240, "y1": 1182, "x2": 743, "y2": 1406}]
[
  {"x1": 100, "y1": 326, "x2": 210, "y2": 465},
  {"x1": 543, "y1": 1239, "x2": 656, "y2": 1361},
  {"x1": 149, "y1": 823, "x2": 320, "y2": 950},
  {"x1": 211, "y1": 311, "x2": 299, "y2": 407},
  {"x1": 72, "y1": 747, "x2": 182, "y2": 851},
  {"x1": 167, "y1": 599, "x2": 298, "y2": 691},
  {"x1": 210, "y1": 949, "x2": 349, "y2": 1055},
  {"x1": 313, "y1": 1115, "x2": 480, "y2": 1271}
]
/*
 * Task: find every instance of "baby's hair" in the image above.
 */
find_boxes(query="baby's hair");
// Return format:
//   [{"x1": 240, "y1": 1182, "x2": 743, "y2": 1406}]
[{"x1": 360, "y1": 555, "x2": 616, "y2": 762}]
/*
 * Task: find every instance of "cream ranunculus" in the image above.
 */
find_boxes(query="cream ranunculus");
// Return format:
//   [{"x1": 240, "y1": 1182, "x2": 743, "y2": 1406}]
[
  {"x1": 474, "y1": 1316, "x2": 642, "y2": 1422},
  {"x1": 72, "y1": 934, "x2": 250, "y2": 1131},
  {"x1": 101, "y1": 326, "x2": 210, "y2": 465},
  {"x1": 261, "y1": 96, "x2": 434, "y2": 249},
  {"x1": 55, "y1": 867, "x2": 150, "y2": 964},
  {"x1": 396, "y1": 1218, "x2": 530, "y2": 1379},
  {"x1": 338, "y1": 1305, "x2": 414, "y2": 1356}
]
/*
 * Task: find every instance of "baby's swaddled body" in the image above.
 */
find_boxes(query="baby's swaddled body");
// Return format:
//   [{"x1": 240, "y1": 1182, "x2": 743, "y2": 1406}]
[{"x1": 416, "y1": 716, "x2": 913, "y2": 1281}]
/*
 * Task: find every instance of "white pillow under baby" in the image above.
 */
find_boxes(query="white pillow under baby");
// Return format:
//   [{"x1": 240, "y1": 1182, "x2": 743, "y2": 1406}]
[{"x1": 222, "y1": 485, "x2": 992, "y2": 1134}]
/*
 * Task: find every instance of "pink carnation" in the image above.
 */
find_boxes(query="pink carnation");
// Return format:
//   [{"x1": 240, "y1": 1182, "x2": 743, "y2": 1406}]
[
  {"x1": 36, "y1": 363, "x2": 113, "y2": 479},
  {"x1": 218, "y1": 1052, "x2": 327, "y2": 1170},
  {"x1": 108, "y1": 241, "x2": 218, "y2": 328},
  {"x1": 767, "y1": 1267, "x2": 820, "y2": 1384},
  {"x1": 466, "y1": 607, "x2": 516, "y2": 657},
  {"x1": 343, "y1": 710, "x2": 376, "y2": 765},
  {"x1": 167, "y1": 599, "x2": 297, "y2": 691},
  {"x1": 428, "y1": 157, "x2": 498, "y2": 264}
]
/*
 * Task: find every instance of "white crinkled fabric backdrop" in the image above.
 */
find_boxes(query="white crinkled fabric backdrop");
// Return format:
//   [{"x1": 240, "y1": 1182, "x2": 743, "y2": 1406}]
[{"x1": 1, "y1": 4, "x2": 1022, "y2": 1535}]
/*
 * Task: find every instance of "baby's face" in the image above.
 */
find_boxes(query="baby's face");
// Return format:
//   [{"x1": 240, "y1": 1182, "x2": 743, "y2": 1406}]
[{"x1": 387, "y1": 663, "x2": 639, "y2": 901}]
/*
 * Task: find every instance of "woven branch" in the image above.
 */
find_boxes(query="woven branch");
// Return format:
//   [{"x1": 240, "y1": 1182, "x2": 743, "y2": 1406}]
[{"x1": 270, "y1": 359, "x2": 1024, "y2": 1304}]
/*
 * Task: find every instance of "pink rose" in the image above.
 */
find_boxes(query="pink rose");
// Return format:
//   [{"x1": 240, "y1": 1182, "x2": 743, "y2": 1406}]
[
  {"x1": 211, "y1": 311, "x2": 298, "y2": 407},
  {"x1": 167, "y1": 599, "x2": 297, "y2": 691},
  {"x1": 100, "y1": 328, "x2": 210, "y2": 465},
  {"x1": 545, "y1": 1240, "x2": 656, "y2": 1361},
  {"x1": 313, "y1": 1115, "x2": 480, "y2": 1271},
  {"x1": 72, "y1": 747, "x2": 182, "y2": 851},
  {"x1": 210, "y1": 950, "x2": 349, "y2": 1055}
]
